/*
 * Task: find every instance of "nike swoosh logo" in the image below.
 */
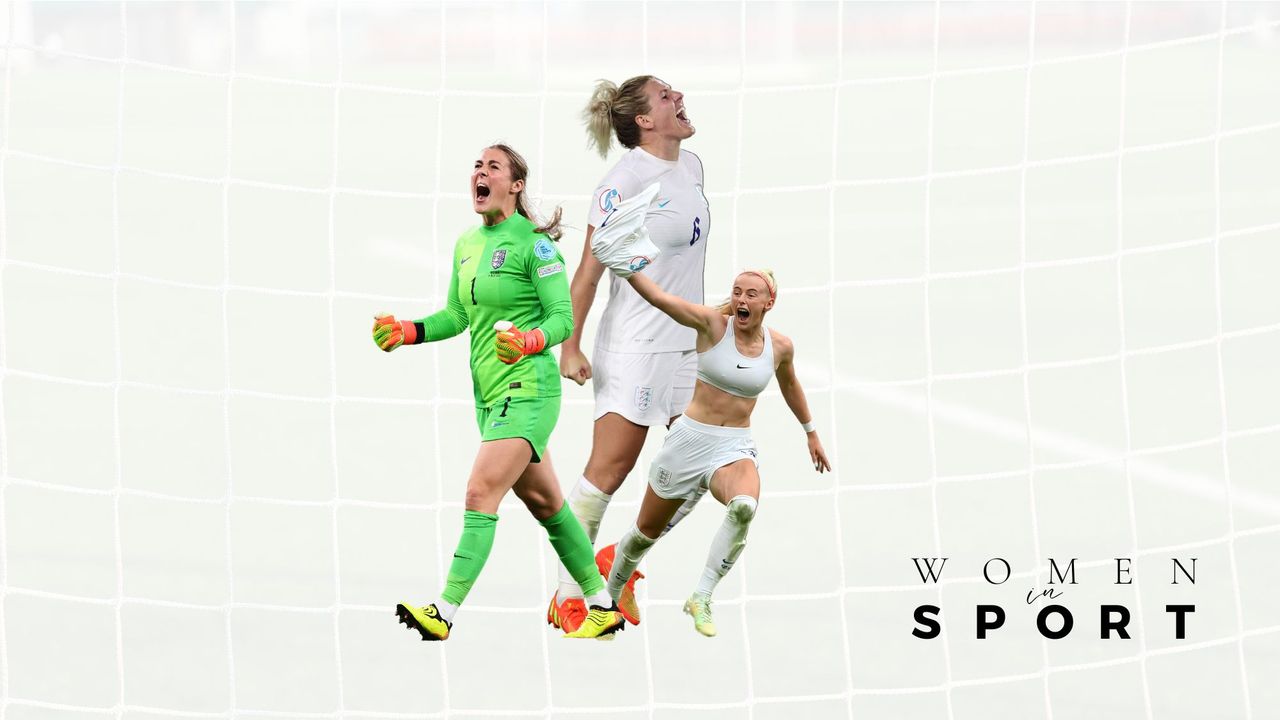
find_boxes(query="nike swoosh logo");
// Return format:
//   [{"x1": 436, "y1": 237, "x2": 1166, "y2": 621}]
[
  {"x1": 657, "y1": 199, "x2": 671, "y2": 207},
  {"x1": 460, "y1": 256, "x2": 471, "y2": 266},
  {"x1": 736, "y1": 364, "x2": 751, "y2": 369}
]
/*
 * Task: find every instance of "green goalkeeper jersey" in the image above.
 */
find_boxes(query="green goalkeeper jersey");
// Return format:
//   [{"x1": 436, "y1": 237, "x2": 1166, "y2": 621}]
[{"x1": 416, "y1": 213, "x2": 572, "y2": 406}]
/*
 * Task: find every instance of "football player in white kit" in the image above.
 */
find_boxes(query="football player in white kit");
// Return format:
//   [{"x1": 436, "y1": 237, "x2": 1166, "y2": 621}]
[
  {"x1": 587, "y1": 205, "x2": 832, "y2": 636},
  {"x1": 549, "y1": 75, "x2": 709, "y2": 633}
]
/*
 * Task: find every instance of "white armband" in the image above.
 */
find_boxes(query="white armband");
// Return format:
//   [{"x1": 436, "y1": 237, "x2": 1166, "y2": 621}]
[{"x1": 801, "y1": 421, "x2": 816, "y2": 433}]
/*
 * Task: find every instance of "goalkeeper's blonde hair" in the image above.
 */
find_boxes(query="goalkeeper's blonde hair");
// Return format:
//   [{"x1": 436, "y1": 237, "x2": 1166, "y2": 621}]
[
  {"x1": 584, "y1": 75, "x2": 655, "y2": 159},
  {"x1": 715, "y1": 269, "x2": 778, "y2": 315},
  {"x1": 488, "y1": 143, "x2": 563, "y2": 241}
]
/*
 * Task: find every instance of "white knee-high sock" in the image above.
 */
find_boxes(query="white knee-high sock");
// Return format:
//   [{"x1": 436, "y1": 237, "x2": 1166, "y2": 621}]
[
  {"x1": 659, "y1": 485, "x2": 707, "y2": 537},
  {"x1": 694, "y1": 495, "x2": 757, "y2": 598},
  {"x1": 606, "y1": 524, "x2": 657, "y2": 601},
  {"x1": 557, "y1": 476, "x2": 612, "y2": 598}
]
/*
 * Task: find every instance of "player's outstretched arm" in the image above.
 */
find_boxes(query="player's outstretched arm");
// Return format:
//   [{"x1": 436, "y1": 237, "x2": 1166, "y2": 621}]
[
  {"x1": 773, "y1": 332, "x2": 832, "y2": 473},
  {"x1": 371, "y1": 246, "x2": 469, "y2": 352},
  {"x1": 625, "y1": 272, "x2": 719, "y2": 336},
  {"x1": 372, "y1": 312, "x2": 421, "y2": 351}
]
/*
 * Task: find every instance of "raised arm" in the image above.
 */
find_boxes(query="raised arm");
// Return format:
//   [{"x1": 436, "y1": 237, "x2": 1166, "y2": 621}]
[
  {"x1": 626, "y1": 272, "x2": 720, "y2": 337},
  {"x1": 587, "y1": 179, "x2": 719, "y2": 335},
  {"x1": 773, "y1": 333, "x2": 831, "y2": 473}
]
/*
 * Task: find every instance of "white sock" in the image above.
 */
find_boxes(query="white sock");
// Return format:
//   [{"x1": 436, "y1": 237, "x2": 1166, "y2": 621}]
[
  {"x1": 607, "y1": 524, "x2": 657, "y2": 601},
  {"x1": 557, "y1": 476, "x2": 612, "y2": 599},
  {"x1": 585, "y1": 588, "x2": 613, "y2": 609},
  {"x1": 434, "y1": 599, "x2": 459, "y2": 623},
  {"x1": 660, "y1": 485, "x2": 707, "y2": 537},
  {"x1": 695, "y1": 495, "x2": 757, "y2": 598}
]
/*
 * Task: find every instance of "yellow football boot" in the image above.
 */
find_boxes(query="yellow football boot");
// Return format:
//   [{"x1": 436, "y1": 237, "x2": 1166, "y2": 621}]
[
  {"x1": 396, "y1": 602, "x2": 452, "y2": 641},
  {"x1": 563, "y1": 603, "x2": 625, "y2": 640}
]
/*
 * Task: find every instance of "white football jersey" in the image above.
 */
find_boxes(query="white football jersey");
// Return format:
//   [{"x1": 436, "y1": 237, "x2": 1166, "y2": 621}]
[{"x1": 587, "y1": 147, "x2": 710, "y2": 353}]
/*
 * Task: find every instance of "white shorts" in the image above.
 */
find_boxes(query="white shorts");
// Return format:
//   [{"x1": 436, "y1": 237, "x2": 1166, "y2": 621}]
[
  {"x1": 648, "y1": 416, "x2": 759, "y2": 501},
  {"x1": 593, "y1": 347, "x2": 697, "y2": 426}
]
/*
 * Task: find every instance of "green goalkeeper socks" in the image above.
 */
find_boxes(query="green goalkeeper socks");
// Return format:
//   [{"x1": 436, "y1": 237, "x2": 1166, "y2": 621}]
[
  {"x1": 439, "y1": 505, "x2": 603, "y2": 608},
  {"x1": 440, "y1": 510, "x2": 499, "y2": 607},
  {"x1": 540, "y1": 502, "x2": 606, "y2": 598}
]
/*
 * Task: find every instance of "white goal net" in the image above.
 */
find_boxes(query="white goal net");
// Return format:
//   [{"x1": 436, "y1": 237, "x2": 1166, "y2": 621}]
[{"x1": 2, "y1": 2, "x2": 1279, "y2": 719}]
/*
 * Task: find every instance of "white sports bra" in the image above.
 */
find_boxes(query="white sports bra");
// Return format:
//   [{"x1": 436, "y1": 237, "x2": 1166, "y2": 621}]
[{"x1": 696, "y1": 322, "x2": 774, "y2": 399}]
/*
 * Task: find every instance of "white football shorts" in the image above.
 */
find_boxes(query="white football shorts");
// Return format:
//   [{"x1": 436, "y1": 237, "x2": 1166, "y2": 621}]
[
  {"x1": 592, "y1": 347, "x2": 696, "y2": 426},
  {"x1": 647, "y1": 416, "x2": 759, "y2": 501}
]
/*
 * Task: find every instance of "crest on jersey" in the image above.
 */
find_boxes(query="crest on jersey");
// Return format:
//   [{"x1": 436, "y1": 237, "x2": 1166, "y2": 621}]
[
  {"x1": 634, "y1": 385, "x2": 653, "y2": 412},
  {"x1": 534, "y1": 238, "x2": 556, "y2": 261},
  {"x1": 628, "y1": 256, "x2": 652, "y2": 273},
  {"x1": 656, "y1": 467, "x2": 671, "y2": 488},
  {"x1": 491, "y1": 249, "x2": 507, "y2": 269}
]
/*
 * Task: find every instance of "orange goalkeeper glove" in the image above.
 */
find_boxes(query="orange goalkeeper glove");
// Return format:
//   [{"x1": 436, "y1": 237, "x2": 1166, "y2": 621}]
[
  {"x1": 372, "y1": 313, "x2": 422, "y2": 352},
  {"x1": 494, "y1": 320, "x2": 546, "y2": 365}
]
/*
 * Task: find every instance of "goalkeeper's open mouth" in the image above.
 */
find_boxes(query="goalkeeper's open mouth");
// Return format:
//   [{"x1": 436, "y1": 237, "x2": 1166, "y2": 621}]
[{"x1": 473, "y1": 181, "x2": 491, "y2": 207}]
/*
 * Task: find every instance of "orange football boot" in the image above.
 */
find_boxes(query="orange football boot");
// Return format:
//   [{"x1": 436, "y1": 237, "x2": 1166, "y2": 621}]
[
  {"x1": 596, "y1": 543, "x2": 644, "y2": 625},
  {"x1": 546, "y1": 592, "x2": 588, "y2": 633}
]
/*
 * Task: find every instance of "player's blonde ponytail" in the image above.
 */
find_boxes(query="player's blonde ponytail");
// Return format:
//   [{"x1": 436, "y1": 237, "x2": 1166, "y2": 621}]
[
  {"x1": 584, "y1": 80, "x2": 619, "y2": 158},
  {"x1": 716, "y1": 269, "x2": 778, "y2": 315},
  {"x1": 488, "y1": 143, "x2": 564, "y2": 241},
  {"x1": 583, "y1": 75, "x2": 654, "y2": 159}
]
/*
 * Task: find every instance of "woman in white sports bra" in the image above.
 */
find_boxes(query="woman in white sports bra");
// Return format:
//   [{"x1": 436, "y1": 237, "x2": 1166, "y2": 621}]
[{"x1": 591, "y1": 261, "x2": 832, "y2": 637}]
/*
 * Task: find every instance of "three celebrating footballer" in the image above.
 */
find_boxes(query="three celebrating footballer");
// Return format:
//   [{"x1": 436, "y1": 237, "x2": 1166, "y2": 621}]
[{"x1": 373, "y1": 74, "x2": 830, "y2": 643}]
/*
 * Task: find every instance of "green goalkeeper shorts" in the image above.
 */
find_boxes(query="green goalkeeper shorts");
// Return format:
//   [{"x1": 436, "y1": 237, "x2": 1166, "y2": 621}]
[{"x1": 475, "y1": 394, "x2": 560, "y2": 463}]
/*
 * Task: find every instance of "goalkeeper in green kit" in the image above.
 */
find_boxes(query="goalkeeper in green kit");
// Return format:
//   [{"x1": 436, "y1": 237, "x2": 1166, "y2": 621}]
[{"x1": 373, "y1": 143, "x2": 625, "y2": 641}]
